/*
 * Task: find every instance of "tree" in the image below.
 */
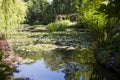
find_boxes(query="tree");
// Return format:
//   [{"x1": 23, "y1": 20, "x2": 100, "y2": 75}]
[
  {"x1": 0, "y1": 0, "x2": 27, "y2": 36},
  {"x1": 78, "y1": 0, "x2": 120, "y2": 68},
  {"x1": 78, "y1": 0, "x2": 105, "y2": 44},
  {"x1": 25, "y1": 0, "x2": 51, "y2": 25},
  {"x1": 52, "y1": 0, "x2": 81, "y2": 14},
  {"x1": 79, "y1": 0, "x2": 120, "y2": 44}
]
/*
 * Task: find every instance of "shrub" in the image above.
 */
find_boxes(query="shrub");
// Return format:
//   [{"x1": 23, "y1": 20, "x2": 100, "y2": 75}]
[{"x1": 47, "y1": 20, "x2": 71, "y2": 32}]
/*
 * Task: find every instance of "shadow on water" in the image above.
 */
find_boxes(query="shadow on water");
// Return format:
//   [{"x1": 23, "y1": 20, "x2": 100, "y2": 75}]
[{"x1": 90, "y1": 63, "x2": 120, "y2": 80}]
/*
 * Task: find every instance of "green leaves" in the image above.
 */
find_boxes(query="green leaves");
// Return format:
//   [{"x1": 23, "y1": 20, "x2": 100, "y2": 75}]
[
  {"x1": 25, "y1": 0, "x2": 50, "y2": 25},
  {"x1": 78, "y1": 1, "x2": 107, "y2": 43},
  {"x1": 0, "y1": 0, "x2": 27, "y2": 37},
  {"x1": 47, "y1": 20, "x2": 71, "y2": 32}
]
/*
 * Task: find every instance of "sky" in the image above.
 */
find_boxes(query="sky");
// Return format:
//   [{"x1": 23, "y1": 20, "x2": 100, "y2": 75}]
[{"x1": 47, "y1": 0, "x2": 53, "y2": 3}]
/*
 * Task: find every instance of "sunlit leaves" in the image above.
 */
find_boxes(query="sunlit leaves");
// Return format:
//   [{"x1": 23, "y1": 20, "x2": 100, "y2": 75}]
[
  {"x1": 79, "y1": 1, "x2": 108, "y2": 42},
  {"x1": 0, "y1": 0, "x2": 27, "y2": 35}
]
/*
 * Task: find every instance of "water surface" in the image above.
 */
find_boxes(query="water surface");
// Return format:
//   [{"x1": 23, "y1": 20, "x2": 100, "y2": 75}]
[
  {"x1": 14, "y1": 60, "x2": 65, "y2": 80},
  {"x1": 13, "y1": 48, "x2": 94, "y2": 80},
  {"x1": 8, "y1": 26, "x2": 120, "y2": 80}
]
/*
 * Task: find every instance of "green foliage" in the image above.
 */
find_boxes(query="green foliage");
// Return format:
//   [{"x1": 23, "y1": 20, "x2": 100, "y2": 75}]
[
  {"x1": 25, "y1": 0, "x2": 81, "y2": 25},
  {"x1": 77, "y1": 0, "x2": 120, "y2": 67},
  {"x1": 79, "y1": 1, "x2": 106, "y2": 43},
  {"x1": 78, "y1": 0, "x2": 119, "y2": 46},
  {"x1": 47, "y1": 20, "x2": 71, "y2": 32},
  {"x1": 97, "y1": 48, "x2": 112, "y2": 63},
  {"x1": 97, "y1": 47, "x2": 120, "y2": 65},
  {"x1": 98, "y1": 0, "x2": 120, "y2": 19},
  {"x1": 74, "y1": 48, "x2": 95, "y2": 65},
  {"x1": 52, "y1": 0, "x2": 81, "y2": 14},
  {"x1": 0, "y1": 0, "x2": 27, "y2": 37},
  {"x1": 25, "y1": 0, "x2": 54, "y2": 25}
]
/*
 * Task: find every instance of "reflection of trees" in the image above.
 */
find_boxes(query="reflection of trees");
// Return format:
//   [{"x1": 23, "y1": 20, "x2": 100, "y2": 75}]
[
  {"x1": 61, "y1": 62, "x2": 92, "y2": 80},
  {"x1": 90, "y1": 63, "x2": 120, "y2": 80},
  {"x1": 42, "y1": 48, "x2": 95, "y2": 80}
]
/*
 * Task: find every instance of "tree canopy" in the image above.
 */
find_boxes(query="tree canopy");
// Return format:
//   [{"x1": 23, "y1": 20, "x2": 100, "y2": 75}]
[
  {"x1": 0, "y1": 0, "x2": 27, "y2": 35},
  {"x1": 25, "y1": 0, "x2": 51, "y2": 25}
]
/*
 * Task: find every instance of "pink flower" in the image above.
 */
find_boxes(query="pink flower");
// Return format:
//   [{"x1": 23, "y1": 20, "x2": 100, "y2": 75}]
[{"x1": 0, "y1": 40, "x2": 11, "y2": 51}]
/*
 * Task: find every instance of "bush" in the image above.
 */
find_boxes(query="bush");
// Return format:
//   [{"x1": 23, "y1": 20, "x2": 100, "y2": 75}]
[{"x1": 47, "y1": 20, "x2": 71, "y2": 32}]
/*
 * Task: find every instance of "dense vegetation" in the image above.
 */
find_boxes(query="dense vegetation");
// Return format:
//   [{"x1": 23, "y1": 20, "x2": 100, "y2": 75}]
[
  {"x1": 0, "y1": 0, "x2": 27, "y2": 36},
  {"x1": 78, "y1": 0, "x2": 120, "y2": 71}
]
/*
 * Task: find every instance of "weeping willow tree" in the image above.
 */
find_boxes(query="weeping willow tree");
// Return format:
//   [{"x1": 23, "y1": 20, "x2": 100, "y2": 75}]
[{"x1": 0, "y1": 0, "x2": 27, "y2": 38}]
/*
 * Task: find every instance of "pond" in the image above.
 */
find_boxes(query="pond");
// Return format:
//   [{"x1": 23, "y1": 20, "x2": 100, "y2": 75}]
[
  {"x1": 14, "y1": 60, "x2": 65, "y2": 80},
  {"x1": 1, "y1": 26, "x2": 119, "y2": 80},
  {"x1": 13, "y1": 48, "x2": 120, "y2": 80},
  {"x1": 13, "y1": 48, "x2": 94, "y2": 80}
]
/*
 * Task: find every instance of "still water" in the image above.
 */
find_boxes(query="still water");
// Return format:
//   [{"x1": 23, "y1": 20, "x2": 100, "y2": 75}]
[
  {"x1": 13, "y1": 48, "x2": 120, "y2": 80},
  {"x1": 13, "y1": 48, "x2": 94, "y2": 80},
  {"x1": 14, "y1": 60, "x2": 65, "y2": 80}
]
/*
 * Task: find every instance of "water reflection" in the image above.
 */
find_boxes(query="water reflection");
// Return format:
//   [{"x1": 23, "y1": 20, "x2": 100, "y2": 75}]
[
  {"x1": 14, "y1": 60, "x2": 65, "y2": 80},
  {"x1": 14, "y1": 48, "x2": 95, "y2": 80},
  {"x1": 1, "y1": 47, "x2": 119, "y2": 80},
  {"x1": 90, "y1": 63, "x2": 120, "y2": 80}
]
